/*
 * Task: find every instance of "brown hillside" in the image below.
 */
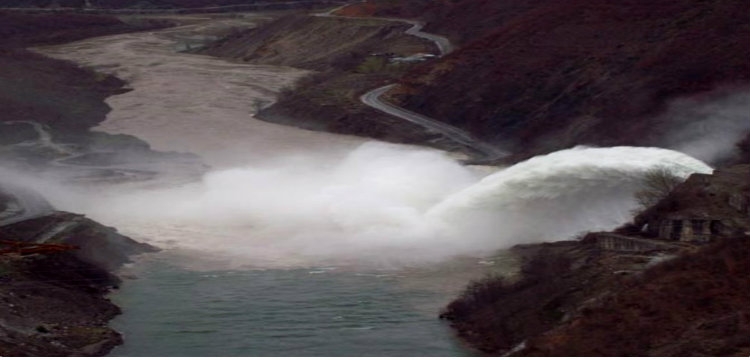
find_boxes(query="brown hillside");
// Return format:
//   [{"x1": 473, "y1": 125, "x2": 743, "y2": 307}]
[
  {"x1": 0, "y1": 12, "x2": 171, "y2": 131},
  {"x1": 336, "y1": 0, "x2": 551, "y2": 45},
  {"x1": 521, "y1": 236, "x2": 750, "y2": 356},
  {"x1": 384, "y1": 0, "x2": 750, "y2": 156}
]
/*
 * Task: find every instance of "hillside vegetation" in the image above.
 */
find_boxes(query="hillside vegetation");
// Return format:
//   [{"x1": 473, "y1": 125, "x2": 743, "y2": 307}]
[
  {"x1": 441, "y1": 163, "x2": 750, "y2": 355},
  {"x1": 342, "y1": 0, "x2": 750, "y2": 159}
]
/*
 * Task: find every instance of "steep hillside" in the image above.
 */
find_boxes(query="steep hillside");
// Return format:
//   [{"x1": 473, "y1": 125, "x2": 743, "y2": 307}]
[
  {"x1": 0, "y1": 12, "x2": 173, "y2": 131},
  {"x1": 335, "y1": 0, "x2": 550, "y2": 46},
  {"x1": 442, "y1": 164, "x2": 750, "y2": 356},
  {"x1": 365, "y1": 0, "x2": 750, "y2": 158},
  {"x1": 200, "y1": 14, "x2": 432, "y2": 71},
  {"x1": 519, "y1": 236, "x2": 750, "y2": 356},
  {"x1": 0, "y1": 48, "x2": 128, "y2": 132}
]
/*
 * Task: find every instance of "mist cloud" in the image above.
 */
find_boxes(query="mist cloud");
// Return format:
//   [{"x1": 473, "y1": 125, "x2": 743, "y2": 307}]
[
  {"x1": 660, "y1": 88, "x2": 750, "y2": 165},
  {"x1": 40, "y1": 143, "x2": 710, "y2": 269}
]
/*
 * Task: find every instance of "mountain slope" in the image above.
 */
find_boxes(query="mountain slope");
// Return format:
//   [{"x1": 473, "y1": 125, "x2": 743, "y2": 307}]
[{"x1": 376, "y1": 0, "x2": 750, "y2": 157}]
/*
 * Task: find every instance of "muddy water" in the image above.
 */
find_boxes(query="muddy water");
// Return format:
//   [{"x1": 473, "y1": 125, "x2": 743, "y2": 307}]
[{"x1": 36, "y1": 15, "x2": 364, "y2": 169}]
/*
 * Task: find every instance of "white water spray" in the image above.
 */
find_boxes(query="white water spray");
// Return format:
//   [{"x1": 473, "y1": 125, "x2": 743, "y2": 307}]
[
  {"x1": 61, "y1": 144, "x2": 711, "y2": 268},
  {"x1": 426, "y1": 146, "x2": 712, "y2": 252}
]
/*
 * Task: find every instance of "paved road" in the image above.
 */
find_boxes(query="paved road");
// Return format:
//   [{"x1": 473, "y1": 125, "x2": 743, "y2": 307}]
[
  {"x1": 315, "y1": 10, "x2": 453, "y2": 56},
  {"x1": 361, "y1": 85, "x2": 507, "y2": 161},
  {"x1": 401, "y1": 19, "x2": 453, "y2": 56},
  {"x1": 321, "y1": 5, "x2": 505, "y2": 161}
]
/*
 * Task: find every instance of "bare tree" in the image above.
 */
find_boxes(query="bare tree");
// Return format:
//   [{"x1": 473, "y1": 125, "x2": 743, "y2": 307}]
[{"x1": 634, "y1": 167, "x2": 683, "y2": 210}]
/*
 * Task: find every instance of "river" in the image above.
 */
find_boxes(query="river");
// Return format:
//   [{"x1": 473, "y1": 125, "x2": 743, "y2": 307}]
[{"x1": 33, "y1": 14, "x2": 513, "y2": 356}]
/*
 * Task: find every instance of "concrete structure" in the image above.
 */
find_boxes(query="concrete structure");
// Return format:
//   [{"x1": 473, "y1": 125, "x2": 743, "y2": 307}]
[
  {"x1": 591, "y1": 232, "x2": 679, "y2": 253},
  {"x1": 639, "y1": 165, "x2": 750, "y2": 243}
]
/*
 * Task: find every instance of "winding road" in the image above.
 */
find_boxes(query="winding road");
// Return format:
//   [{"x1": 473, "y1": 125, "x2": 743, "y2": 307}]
[
  {"x1": 361, "y1": 85, "x2": 507, "y2": 161},
  {"x1": 330, "y1": 9, "x2": 506, "y2": 161},
  {"x1": 401, "y1": 20, "x2": 453, "y2": 56}
]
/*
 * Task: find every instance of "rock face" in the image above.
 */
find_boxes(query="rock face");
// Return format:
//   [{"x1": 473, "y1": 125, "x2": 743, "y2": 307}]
[{"x1": 0, "y1": 212, "x2": 157, "y2": 272}]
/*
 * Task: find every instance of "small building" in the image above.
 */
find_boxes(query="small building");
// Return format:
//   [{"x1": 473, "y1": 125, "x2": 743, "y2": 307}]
[
  {"x1": 650, "y1": 217, "x2": 720, "y2": 242},
  {"x1": 638, "y1": 165, "x2": 750, "y2": 243}
]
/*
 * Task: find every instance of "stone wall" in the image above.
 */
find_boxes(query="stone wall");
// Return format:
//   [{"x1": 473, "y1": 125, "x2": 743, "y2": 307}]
[{"x1": 594, "y1": 233, "x2": 677, "y2": 253}]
